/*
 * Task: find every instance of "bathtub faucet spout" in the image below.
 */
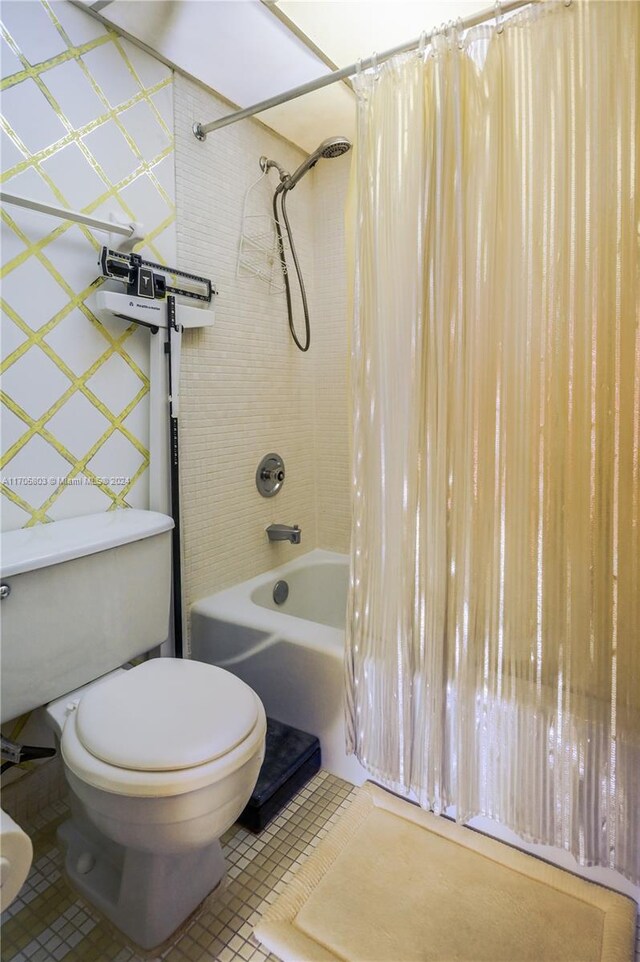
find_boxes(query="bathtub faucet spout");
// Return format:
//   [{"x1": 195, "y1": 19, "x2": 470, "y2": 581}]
[{"x1": 266, "y1": 524, "x2": 301, "y2": 545}]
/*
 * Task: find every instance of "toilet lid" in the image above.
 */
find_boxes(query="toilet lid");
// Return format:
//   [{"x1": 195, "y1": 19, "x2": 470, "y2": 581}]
[{"x1": 75, "y1": 659, "x2": 260, "y2": 771}]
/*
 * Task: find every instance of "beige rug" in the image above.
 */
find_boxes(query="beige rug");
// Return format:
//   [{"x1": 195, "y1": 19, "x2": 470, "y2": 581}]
[{"x1": 254, "y1": 783, "x2": 635, "y2": 962}]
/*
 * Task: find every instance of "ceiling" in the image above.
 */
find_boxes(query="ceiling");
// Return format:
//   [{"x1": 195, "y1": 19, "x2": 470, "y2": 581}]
[{"x1": 79, "y1": 0, "x2": 488, "y2": 153}]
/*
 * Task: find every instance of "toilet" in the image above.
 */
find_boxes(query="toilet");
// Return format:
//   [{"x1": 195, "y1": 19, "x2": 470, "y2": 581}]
[
  {"x1": 47, "y1": 659, "x2": 266, "y2": 948},
  {"x1": 0, "y1": 510, "x2": 266, "y2": 949}
]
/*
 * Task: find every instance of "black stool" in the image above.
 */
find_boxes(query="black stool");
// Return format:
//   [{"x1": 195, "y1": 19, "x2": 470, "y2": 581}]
[{"x1": 238, "y1": 717, "x2": 321, "y2": 833}]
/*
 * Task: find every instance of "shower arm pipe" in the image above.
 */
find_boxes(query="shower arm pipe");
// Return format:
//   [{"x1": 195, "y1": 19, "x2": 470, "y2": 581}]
[{"x1": 193, "y1": 0, "x2": 537, "y2": 141}]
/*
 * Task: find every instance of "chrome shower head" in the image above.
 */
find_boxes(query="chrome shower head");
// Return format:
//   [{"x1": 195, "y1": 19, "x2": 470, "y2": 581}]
[
  {"x1": 319, "y1": 137, "x2": 351, "y2": 159},
  {"x1": 284, "y1": 136, "x2": 351, "y2": 190}
]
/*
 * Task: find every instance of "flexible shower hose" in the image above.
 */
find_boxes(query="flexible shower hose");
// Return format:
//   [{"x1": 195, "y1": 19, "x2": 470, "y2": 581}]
[{"x1": 273, "y1": 186, "x2": 311, "y2": 352}]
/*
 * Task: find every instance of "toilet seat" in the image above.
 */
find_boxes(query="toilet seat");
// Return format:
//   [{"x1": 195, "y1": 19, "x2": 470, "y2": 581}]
[
  {"x1": 75, "y1": 659, "x2": 259, "y2": 771},
  {"x1": 61, "y1": 659, "x2": 266, "y2": 797}
]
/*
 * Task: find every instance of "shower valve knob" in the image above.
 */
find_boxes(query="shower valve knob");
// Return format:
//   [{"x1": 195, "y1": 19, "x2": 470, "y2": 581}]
[{"x1": 256, "y1": 454, "x2": 285, "y2": 498}]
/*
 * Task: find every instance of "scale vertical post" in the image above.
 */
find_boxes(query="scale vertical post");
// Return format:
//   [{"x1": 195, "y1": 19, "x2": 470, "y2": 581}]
[
  {"x1": 95, "y1": 250, "x2": 215, "y2": 658},
  {"x1": 166, "y1": 295, "x2": 184, "y2": 658}
]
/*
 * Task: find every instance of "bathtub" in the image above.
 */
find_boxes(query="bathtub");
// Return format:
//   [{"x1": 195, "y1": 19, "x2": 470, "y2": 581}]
[{"x1": 190, "y1": 549, "x2": 368, "y2": 786}]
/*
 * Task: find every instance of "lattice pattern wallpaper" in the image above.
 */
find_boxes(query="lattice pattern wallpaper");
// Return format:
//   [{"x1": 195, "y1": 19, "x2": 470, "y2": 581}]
[{"x1": 0, "y1": 0, "x2": 176, "y2": 531}]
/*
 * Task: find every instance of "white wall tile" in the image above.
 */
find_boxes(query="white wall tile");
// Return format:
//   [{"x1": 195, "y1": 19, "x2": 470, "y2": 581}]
[
  {"x1": 118, "y1": 100, "x2": 171, "y2": 163},
  {"x1": 1, "y1": 79, "x2": 67, "y2": 153},
  {"x1": 41, "y1": 59, "x2": 105, "y2": 128},
  {"x1": 80, "y1": 43, "x2": 141, "y2": 108},
  {"x1": 0, "y1": 127, "x2": 25, "y2": 168},
  {"x1": 84, "y1": 353, "x2": 145, "y2": 413},
  {"x1": 0, "y1": 36, "x2": 21, "y2": 79},
  {"x1": 122, "y1": 392, "x2": 150, "y2": 447},
  {"x1": 1, "y1": 405, "x2": 29, "y2": 451},
  {"x1": 45, "y1": 392, "x2": 111, "y2": 457},
  {"x1": 150, "y1": 85, "x2": 173, "y2": 130},
  {"x1": 41, "y1": 225, "x2": 99, "y2": 295},
  {"x1": 2, "y1": 258, "x2": 70, "y2": 329},
  {"x1": 40, "y1": 141, "x2": 107, "y2": 209},
  {"x1": 81, "y1": 120, "x2": 140, "y2": 185},
  {"x1": 1, "y1": 0, "x2": 67, "y2": 64},
  {"x1": 118, "y1": 36, "x2": 171, "y2": 89},
  {"x1": 1, "y1": 346, "x2": 71, "y2": 419},
  {"x1": 4, "y1": 164, "x2": 58, "y2": 203},
  {"x1": 0, "y1": 313, "x2": 26, "y2": 360},
  {"x1": 119, "y1": 326, "x2": 151, "y2": 379},
  {"x1": 118, "y1": 172, "x2": 173, "y2": 230},
  {"x1": 0, "y1": 499, "x2": 31, "y2": 530},
  {"x1": 86, "y1": 429, "x2": 145, "y2": 480},
  {"x1": 47, "y1": 479, "x2": 113, "y2": 520},
  {"x1": 147, "y1": 222, "x2": 177, "y2": 264},
  {"x1": 0, "y1": 219, "x2": 26, "y2": 263},
  {"x1": 149, "y1": 152, "x2": 175, "y2": 199},
  {"x1": 3, "y1": 435, "x2": 70, "y2": 507},
  {"x1": 49, "y1": 0, "x2": 108, "y2": 46},
  {"x1": 44, "y1": 308, "x2": 110, "y2": 377}
]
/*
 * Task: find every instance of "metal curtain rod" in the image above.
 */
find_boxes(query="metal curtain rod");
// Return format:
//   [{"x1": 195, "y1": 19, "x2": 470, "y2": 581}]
[
  {"x1": 193, "y1": 0, "x2": 536, "y2": 141},
  {"x1": 0, "y1": 191, "x2": 138, "y2": 239}
]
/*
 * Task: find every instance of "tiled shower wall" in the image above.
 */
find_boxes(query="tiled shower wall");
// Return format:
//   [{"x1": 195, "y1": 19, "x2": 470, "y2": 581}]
[
  {"x1": 312, "y1": 159, "x2": 351, "y2": 555},
  {"x1": 175, "y1": 73, "x2": 352, "y2": 622},
  {"x1": 0, "y1": 0, "x2": 176, "y2": 531}
]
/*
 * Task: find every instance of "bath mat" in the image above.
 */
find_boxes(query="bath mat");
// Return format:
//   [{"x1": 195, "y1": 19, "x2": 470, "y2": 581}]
[{"x1": 254, "y1": 782, "x2": 635, "y2": 962}]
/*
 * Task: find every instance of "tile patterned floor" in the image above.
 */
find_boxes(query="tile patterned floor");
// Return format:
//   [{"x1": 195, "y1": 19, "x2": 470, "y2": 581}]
[
  {"x1": 3, "y1": 769, "x2": 638, "y2": 962},
  {"x1": 1, "y1": 771, "x2": 356, "y2": 962}
]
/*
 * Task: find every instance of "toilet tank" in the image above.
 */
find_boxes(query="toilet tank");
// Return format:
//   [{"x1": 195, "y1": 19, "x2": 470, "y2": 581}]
[{"x1": 0, "y1": 510, "x2": 174, "y2": 724}]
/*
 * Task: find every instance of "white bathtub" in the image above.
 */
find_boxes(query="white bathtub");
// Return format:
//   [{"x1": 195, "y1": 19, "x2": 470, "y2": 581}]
[{"x1": 190, "y1": 549, "x2": 368, "y2": 786}]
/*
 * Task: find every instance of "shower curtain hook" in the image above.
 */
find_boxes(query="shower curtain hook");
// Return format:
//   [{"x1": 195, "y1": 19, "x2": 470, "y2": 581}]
[
  {"x1": 495, "y1": 1, "x2": 504, "y2": 34},
  {"x1": 418, "y1": 29, "x2": 428, "y2": 58},
  {"x1": 456, "y1": 17, "x2": 465, "y2": 49}
]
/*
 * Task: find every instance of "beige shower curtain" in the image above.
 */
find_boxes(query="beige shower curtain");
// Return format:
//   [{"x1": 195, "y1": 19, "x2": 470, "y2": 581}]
[{"x1": 346, "y1": 0, "x2": 639, "y2": 883}]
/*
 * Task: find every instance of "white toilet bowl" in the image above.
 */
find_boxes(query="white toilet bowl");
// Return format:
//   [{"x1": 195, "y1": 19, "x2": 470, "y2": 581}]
[{"x1": 47, "y1": 658, "x2": 266, "y2": 949}]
